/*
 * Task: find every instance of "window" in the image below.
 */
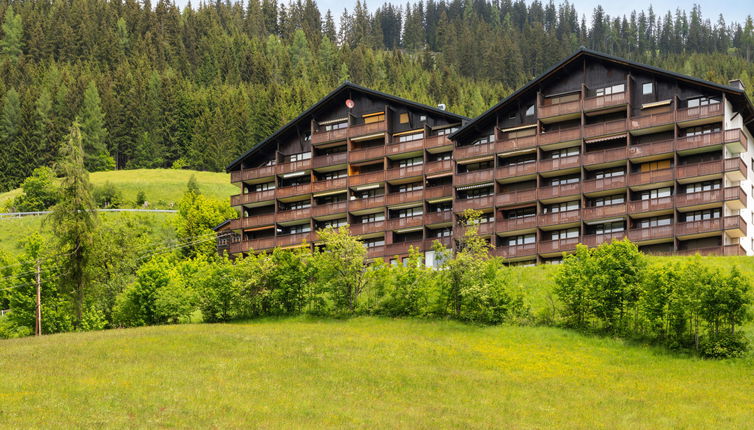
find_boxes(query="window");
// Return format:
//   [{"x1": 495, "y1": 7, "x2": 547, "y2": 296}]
[
  {"x1": 323, "y1": 121, "x2": 347, "y2": 131},
  {"x1": 315, "y1": 193, "x2": 346, "y2": 205},
  {"x1": 544, "y1": 200, "x2": 579, "y2": 214},
  {"x1": 460, "y1": 160, "x2": 493, "y2": 172},
  {"x1": 398, "y1": 157, "x2": 423, "y2": 168},
  {"x1": 505, "y1": 206, "x2": 536, "y2": 219},
  {"x1": 321, "y1": 170, "x2": 347, "y2": 180},
  {"x1": 685, "y1": 180, "x2": 721, "y2": 193},
  {"x1": 479, "y1": 212, "x2": 495, "y2": 224},
  {"x1": 353, "y1": 188, "x2": 382, "y2": 199},
  {"x1": 639, "y1": 159, "x2": 671, "y2": 172},
  {"x1": 687, "y1": 96, "x2": 721, "y2": 108},
  {"x1": 434, "y1": 127, "x2": 459, "y2": 136},
  {"x1": 505, "y1": 233, "x2": 536, "y2": 246},
  {"x1": 363, "y1": 112, "x2": 385, "y2": 124},
  {"x1": 642, "y1": 82, "x2": 654, "y2": 95},
  {"x1": 363, "y1": 237, "x2": 385, "y2": 248},
  {"x1": 468, "y1": 134, "x2": 495, "y2": 146},
  {"x1": 430, "y1": 152, "x2": 452, "y2": 161},
  {"x1": 396, "y1": 206, "x2": 423, "y2": 218},
  {"x1": 318, "y1": 218, "x2": 347, "y2": 229},
  {"x1": 280, "y1": 200, "x2": 311, "y2": 211},
  {"x1": 419, "y1": 115, "x2": 427, "y2": 122},
  {"x1": 549, "y1": 175, "x2": 580, "y2": 186},
  {"x1": 286, "y1": 152, "x2": 312, "y2": 162},
  {"x1": 361, "y1": 212, "x2": 385, "y2": 223},
  {"x1": 525, "y1": 104, "x2": 535, "y2": 116},
  {"x1": 501, "y1": 154, "x2": 536, "y2": 166},
  {"x1": 429, "y1": 201, "x2": 452, "y2": 212},
  {"x1": 683, "y1": 124, "x2": 721, "y2": 137},
  {"x1": 430, "y1": 227, "x2": 452, "y2": 238},
  {"x1": 593, "y1": 221, "x2": 625, "y2": 235},
  {"x1": 253, "y1": 182, "x2": 275, "y2": 192},
  {"x1": 397, "y1": 132, "x2": 424, "y2": 143},
  {"x1": 399, "y1": 113, "x2": 410, "y2": 124},
  {"x1": 590, "y1": 194, "x2": 625, "y2": 207},
  {"x1": 397, "y1": 182, "x2": 423, "y2": 193},
  {"x1": 638, "y1": 187, "x2": 672, "y2": 200},
  {"x1": 594, "y1": 83, "x2": 625, "y2": 97},
  {"x1": 460, "y1": 187, "x2": 493, "y2": 199},
  {"x1": 683, "y1": 208, "x2": 721, "y2": 222},
  {"x1": 637, "y1": 216, "x2": 672, "y2": 228},
  {"x1": 594, "y1": 168, "x2": 625, "y2": 179},
  {"x1": 287, "y1": 224, "x2": 311, "y2": 235},
  {"x1": 550, "y1": 228, "x2": 579, "y2": 240},
  {"x1": 548, "y1": 146, "x2": 580, "y2": 159}
]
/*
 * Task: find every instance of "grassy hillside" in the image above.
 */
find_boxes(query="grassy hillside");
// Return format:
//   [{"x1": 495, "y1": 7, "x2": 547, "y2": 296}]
[
  {"x1": 0, "y1": 169, "x2": 237, "y2": 209},
  {"x1": 1, "y1": 317, "x2": 753, "y2": 428}
]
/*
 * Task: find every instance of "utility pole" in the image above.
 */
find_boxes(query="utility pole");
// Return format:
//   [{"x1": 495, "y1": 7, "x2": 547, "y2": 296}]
[{"x1": 35, "y1": 259, "x2": 41, "y2": 336}]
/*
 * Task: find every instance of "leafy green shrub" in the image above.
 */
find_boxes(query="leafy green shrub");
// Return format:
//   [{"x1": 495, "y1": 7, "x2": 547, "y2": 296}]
[
  {"x1": 195, "y1": 258, "x2": 241, "y2": 323},
  {"x1": 135, "y1": 189, "x2": 147, "y2": 207},
  {"x1": 699, "y1": 332, "x2": 750, "y2": 359},
  {"x1": 93, "y1": 181, "x2": 124, "y2": 208},
  {"x1": 11, "y1": 166, "x2": 59, "y2": 212}
]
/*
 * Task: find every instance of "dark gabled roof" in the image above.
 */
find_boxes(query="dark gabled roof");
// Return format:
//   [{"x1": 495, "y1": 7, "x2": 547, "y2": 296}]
[
  {"x1": 451, "y1": 47, "x2": 754, "y2": 141},
  {"x1": 212, "y1": 219, "x2": 232, "y2": 231},
  {"x1": 226, "y1": 81, "x2": 469, "y2": 172}
]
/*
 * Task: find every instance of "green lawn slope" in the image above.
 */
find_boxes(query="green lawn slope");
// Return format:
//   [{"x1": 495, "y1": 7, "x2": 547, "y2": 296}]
[{"x1": 1, "y1": 317, "x2": 753, "y2": 428}]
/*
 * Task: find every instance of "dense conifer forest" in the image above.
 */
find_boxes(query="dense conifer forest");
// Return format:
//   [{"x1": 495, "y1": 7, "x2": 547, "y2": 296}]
[{"x1": 0, "y1": 0, "x2": 753, "y2": 191}]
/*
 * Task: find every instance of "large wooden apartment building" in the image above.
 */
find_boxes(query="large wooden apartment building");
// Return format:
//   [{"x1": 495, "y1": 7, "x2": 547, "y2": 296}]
[{"x1": 224, "y1": 48, "x2": 754, "y2": 264}]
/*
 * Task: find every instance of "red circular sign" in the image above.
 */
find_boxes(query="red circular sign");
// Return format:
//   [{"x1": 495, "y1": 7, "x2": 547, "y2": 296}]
[{"x1": 345, "y1": 99, "x2": 355, "y2": 108}]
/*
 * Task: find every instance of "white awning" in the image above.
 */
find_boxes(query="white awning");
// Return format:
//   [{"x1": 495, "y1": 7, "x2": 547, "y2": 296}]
[
  {"x1": 458, "y1": 155, "x2": 494, "y2": 165},
  {"x1": 281, "y1": 171, "x2": 307, "y2": 178},
  {"x1": 585, "y1": 133, "x2": 627, "y2": 144},
  {"x1": 641, "y1": 99, "x2": 672, "y2": 109},
  {"x1": 502, "y1": 123, "x2": 537, "y2": 133},
  {"x1": 352, "y1": 184, "x2": 381, "y2": 191},
  {"x1": 313, "y1": 189, "x2": 347, "y2": 198},
  {"x1": 456, "y1": 182, "x2": 494, "y2": 191},
  {"x1": 318, "y1": 117, "x2": 348, "y2": 126}
]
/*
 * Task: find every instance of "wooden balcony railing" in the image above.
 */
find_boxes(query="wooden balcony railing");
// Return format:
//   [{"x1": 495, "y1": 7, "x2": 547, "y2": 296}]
[
  {"x1": 275, "y1": 208, "x2": 311, "y2": 223},
  {"x1": 496, "y1": 189, "x2": 537, "y2": 207},
  {"x1": 675, "y1": 218, "x2": 723, "y2": 236},
  {"x1": 312, "y1": 177, "x2": 347, "y2": 193},
  {"x1": 276, "y1": 183, "x2": 312, "y2": 198},
  {"x1": 582, "y1": 175, "x2": 627, "y2": 194},
  {"x1": 456, "y1": 221, "x2": 495, "y2": 237},
  {"x1": 229, "y1": 214, "x2": 276, "y2": 229},
  {"x1": 455, "y1": 195, "x2": 494, "y2": 211},
  {"x1": 230, "y1": 190, "x2": 276, "y2": 206},
  {"x1": 627, "y1": 196, "x2": 673, "y2": 213},
  {"x1": 494, "y1": 243, "x2": 537, "y2": 259},
  {"x1": 230, "y1": 165, "x2": 276, "y2": 183},
  {"x1": 538, "y1": 209, "x2": 581, "y2": 226},
  {"x1": 723, "y1": 128, "x2": 748, "y2": 153},
  {"x1": 425, "y1": 211, "x2": 453, "y2": 225},
  {"x1": 229, "y1": 237, "x2": 276, "y2": 253},
  {"x1": 455, "y1": 142, "x2": 495, "y2": 160},
  {"x1": 387, "y1": 215, "x2": 425, "y2": 230},
  {"x1": 580, "y1": 232, "x2": 627, "y2": 247},
  {"x1": 538, "y1": 99, "x2": 581, "y2": 118},
  {"x1": 366, "y1": 245, "x2": 387, "y2": 259},
  {"x1": 539, "y1": 237, "x2": 580, "y2": 254},
  {"x1": 276, "y1": 232, "x2": 313, "y2": 247},
  {"x1": 627, "y1": 225, "x2": 673, "y2": 242},
  {"x1": 455, "y1": 169, "x2": 495, "y2": 187},
  {"x1": 425, "y1": 159, "x2": 453, "y2": 174},
  {"x1": 384, "y1": 240, "x2": 426, "y2": 257},
  {"x1": 349, "y1": 146, "x2": 385, "y2": 163},
  {"x1": 385, "y1": 189, "x2": 424, "y2": 206},
  {"x1": 276, "y1": 158, "x2": 312, "y2": 175},
  {"x1": 583, "y1": 119, "x2": 626, "y2": 139},
  {"x1": 675, "y1": 189, "x2": 722, "y2": 208},
  {"x1": 675, "y1": 244, "x2": 746, "y2": 256},
  {"x1": 496, "y1": 216, "x2": 537, "y2": 232},
  {"x1": 676, "y1": 102, "x2": 723, "y2": 123},
  {"x1": 582, "y1": 203, "x2": 627, "y2": 220},
  {"x1": 539, "y1": 127, "x2": 581, "y2": 146},
  {"x1": 724, "y1": 186, "x2": 747, "y2": 206},
  {"x1": 677, "y1": 160, "x2": 724, "y2": 180},
  {"x1": 676, "y1": 132, "x2": 723, "y2": 152},
  {"x1": 538, "y1": 155, "x2": 581, "y2": 172},
  {"x1": 628, "y1": 168, "x2": 673, "y2": 186},
  {"x1": 582, "y1": 147, "x2": 627, "y2": 166},
  {"x1": 386, "y1": 139, "x2": 425, "y2": 156},
  {"x1": 348, "y1": 121, "x2": 386, "y2": 139},
  {"x1": 312, "y1": 152, "x2": 347, "y2": 168},
  {"x1": 583, "y1": 91, "x2": 627, "y2": 111},
  {"x1": 425, "y1": 134, "x2": 453, "y2": 149},
  {"x1": 349, "y1": 170, "x2": 385, "y2": 186},
  {"x1": 348, "y1": 195, "x2": 385, "y2": 211},
  {"x1": 424, "y1": 185, "x2": 453, "y2": 200},
  {"x1": 724, "y1": 157, "x2": 748, "y2": 180},
  {"x1": 385, "y1": 164, "x2": 425, "y2": 181},
  {"x1": 630, "y1": 111, "x2": 675, "y2": 130},
  {"x1": 496, "y1": 133, "x2": 537, "y2": 153},
  {"x1": 350, "y1": 221, "x2": 384, "y2": 236},
  {"x1": 496, "y1": 162, "x2": 537, "y2": 179},
  {"x1": 538, "y1": 182, "x2": 581, "y2": 200},
  {"x1": 724, "y1": 215, "x2": 747, "y2": 237},
  {"x1": 311, "y1": 127, "x2": 348, "y2": 145},
  {"x1": 628, "y1": 140, "x2": 674, "y2": 159},
  {"x1": 312, "y1": 201, "x2": 347, "y2": 218}
]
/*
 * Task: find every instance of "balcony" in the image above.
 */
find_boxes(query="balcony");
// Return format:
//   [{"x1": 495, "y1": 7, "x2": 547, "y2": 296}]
[
  {"x1": 539, "y1": 155, "x2": 581, "y2": 172},
  {"x1": 350, "y1": 221, "x2": 384, "y2": 236},
  {"x1": 677, "y1": 160, "x2": 723, "y2": 181},
  {"x1": 229, "y1": 237, "x2": 276, "y2": 253},
  {"x1": 538, "y1": 182, "x2": 580, "y2": 200},
  {"x1": 384, "y1": 240, "x2": 426, "y2": 257},
  {"x1": 425, "y1": 159, "x2": 453, "y2": 174},
  {"x1": 230, "y1": 165, "x2": 276, "y2": 183},
  {"x1": 675, "y1": 189, "x2": 722, "y2": 208},
  {"x1": 230, "y1": 190, "x2": 276, "y2": 206},
  {"x1": 275, "y1": 208, "x2": 311, "y2": 223},
  {"x1": 455, "y1": 169, "x2": 495, "y2": 187},
  {"x1": 312, "y1": 201, "x2": 347, "y2": 218},
  {"x1": 276, "y1": 232, "x2": 313, "y2": 248},
  {"x1": 276, "y1": 183, "x2": 312, "y2": 199},
  {"x1": 457, "y1": 221, "x2": 495, "y2": 237},
  {"x1": 583, "y1": 91, "x2": 627, "y2": 111},
  {"x1": 628, "y1": 168, "x2": 673, "y2": 187},
  {"x1": 724, "y1": 129, "x2": 747, "y2": 153},
  {"x1": 425, "y1": 211, "x2": 453, "y2": 225},
  {"x1": 496, "y1": 189, "x2": 537, "y2": 207},
  {"x1": 229, "y1": 214, "x2": 276, "y2": 229},
  {"x1": 538, "y1": 209, "x2": 581, "y2": 227},
  {"x1": 629, "y1": 111, "x2": 675, "y2": 130},
  {"x1": 387, "y1": 139, "x2": 424, "y2": 156},
  {"x1": 676, "y1": 102, "x2": 723, "y2": 124},
  {"x1": 724, "y1": 157, "x2": 747, "y2": 181},
  {"x1": 425, "y1": 184, "x2": 453, "y2": 200},
  {"x1": 277, "y1": 158, "x2": 312, "y2": 175},
  {"x1": 539, "y1": 127, "x2": 581, "y2": 146},
  {"x1": 312, "y1": 127, "x2": 348, "y2": 145},
  {"x1": 496, "y1": 133, "x2": 537, "y2": 153},
  {"x1": 312, "y1": 152, "x2": 347, "y2": 169},
  {"x1": 676, "y1": 132, "x2": 723, "y2": 152},
  {"x1": 583, "y1": 175, "x2": 627, "y2": 194},
  {"x1": 626, "y1": 225, "x2": 673, "y2": 242},
  {"x1": 496, "y1": 162, "x2": 537, "y2": 179},
  {"x1": 349, "y1": 195, "x2": 385, "y2": 212},
  {"x1": 494, "y1": 243, "x2": 537, "y2": 259},
  {"x1": 724, "y1": 215, "x2": 747, "y2": 237},
  {"x1": 312, "y1": 177, "x2": 347, "y2": 193},
  {"x1": 366, "y1": 245, "x2": 386, "y2": 259},
  {"x1": 584, "y1": 119, "x2": 626, "y2": 139},
  {"x1": 455, "y1": 142, "x2": 494, "y2": 160},
  {"x1": 676, "y1": 218, "x2": 723, "y2": 237},
  {"x1": 627, "y1": 197, "x2": 673, "y2": 214},
  {"x1": 580, "y1": 231, "x2": 627, "y2": 247},
  {"x1": 496, "y1": 216, "x2": 537, "y2": 232},
  {"x1": 539, "y1": 237, "x2": 579, "y2": 255},
  {"x1": 724, "y1": 186, "x2": 747, "y2": 210},
  {"x1": 538, "y1": 99, "x2": 581, "y2": 119},
  {"x1": 582, "y1": 147, "x2": 627, "y2": 166},
  {"x1": 675, "y1": 244, "x2": 746, "y2": 256},
  {"x1": 628, "y1": 140, "x2": 674, "y2": 159},
  {"x1": 349, "y1": 170, "x2": 385, "y2": 186},
  {"x1": 455, "y1": 195, "x2": 494, "y2": 211},
  {"x1": 582, "y1": 203, "x2": 627, "y2": 220},
  {"x1": 349, "y1": 146, "x2": 385, "y2": 163},
  {"x1": 386, "y1": 165, "x2": 424, "y2": 181},
  {"x1": 349, "y1": 121, "x2": 386, "y2": 139},
  {"x1": 425, "y1": 134, "x2": 453, "y2": 150},
  {"x1": 387, "y1": 215, "x2": 424, "y2": 230},
  {"x1": 386, "y1": 189, "x2": 423, "y2": 206}
]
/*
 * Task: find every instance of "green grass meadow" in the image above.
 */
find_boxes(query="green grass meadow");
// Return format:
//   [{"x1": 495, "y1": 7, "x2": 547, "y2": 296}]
[{"x1": 1, "y1": 317, "x2": 754, "y2": 429}]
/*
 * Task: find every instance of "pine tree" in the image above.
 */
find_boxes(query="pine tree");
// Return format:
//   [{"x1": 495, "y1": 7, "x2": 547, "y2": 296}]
[
  {"x1": 0, "y1": 88, "x2": 23, "y2": 191},
  {"x1": 79, "y1": 81, "x2": 114, "y2": 172},
  {"x1": 0, "y1": 6, "x2": 23, "y2": 63}
]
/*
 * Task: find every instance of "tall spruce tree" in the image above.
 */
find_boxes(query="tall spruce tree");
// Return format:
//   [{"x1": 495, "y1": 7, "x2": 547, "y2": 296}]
[
  {"x1": 78, "y1": 81, "x2": 114, "y2": 172},
  {"x1": 0, "y1": 88, "x2": 23, "y2": 191},
  {"x1": 0, "y1": 6, "x2": 23, "y2": 63}
]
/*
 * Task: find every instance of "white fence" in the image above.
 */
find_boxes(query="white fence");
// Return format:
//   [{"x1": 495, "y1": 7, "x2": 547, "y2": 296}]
[{"x1": 0, "y1": 209, "x2": 178, "y2": 218}]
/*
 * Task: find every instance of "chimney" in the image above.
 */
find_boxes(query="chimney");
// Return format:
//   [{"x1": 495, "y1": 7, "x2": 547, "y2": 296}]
[
  {"x1": 729, "y1": 79, "x2": 745, "y2": 91},
  {"x1": 437, "y1": 103, "x2": 446, "y2": 111}
]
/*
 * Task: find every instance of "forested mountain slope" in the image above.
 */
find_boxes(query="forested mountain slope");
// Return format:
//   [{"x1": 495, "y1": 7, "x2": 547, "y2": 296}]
[{"x1": 0, "y1": 0, "x2": 752, "y2": 191}]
